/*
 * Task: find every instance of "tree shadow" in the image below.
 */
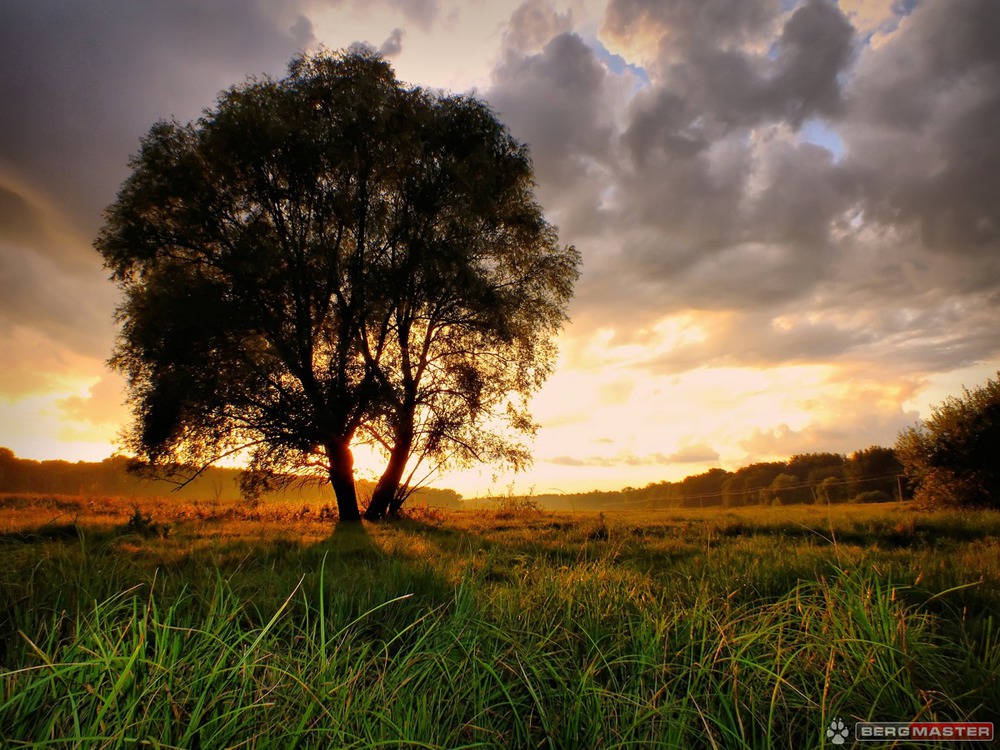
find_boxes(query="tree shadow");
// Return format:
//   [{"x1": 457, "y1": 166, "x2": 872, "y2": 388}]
[
  {"x1": 0, "y1": 523, "x2": 83, "y2": 544},
  {"x1": 717, "y1": 519, "x2": 998, "y2": 548}
]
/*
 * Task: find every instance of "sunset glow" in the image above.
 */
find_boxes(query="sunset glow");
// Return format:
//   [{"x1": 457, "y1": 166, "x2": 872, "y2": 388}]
[{"x1": 2, "y1": 0, "x2": 998, "y2": 498}]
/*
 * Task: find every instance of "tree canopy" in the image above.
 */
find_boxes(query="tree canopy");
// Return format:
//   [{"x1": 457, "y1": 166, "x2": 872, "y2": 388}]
[
  {"x1": 96, "y1": 49, "x2": 579, "y2": 522},
  {"x1": 896, "y1": 372, "x2": 1000, "y2": 508}
]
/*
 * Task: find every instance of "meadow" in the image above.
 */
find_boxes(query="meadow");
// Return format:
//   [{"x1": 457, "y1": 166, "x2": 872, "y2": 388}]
[{"x1": 1, "y1": 494, "x2": 998, "y2": 748}]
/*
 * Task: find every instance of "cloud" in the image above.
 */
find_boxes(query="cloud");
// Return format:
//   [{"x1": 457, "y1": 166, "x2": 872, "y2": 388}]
[
  {"x1": 0, "y1": 1, "x2": 317, "y2": 233},
  {"x1": 502, "y1": 0, "x2": 574, "y2": 55},
  {"x1": 379, "y1": 27, "x2": 405, "y2": 56},
  {"x1": 597, "y1": 379, "x2": 634, "y2": 405},
  {"x1": 667, "y1": 444, "x2": 721, "y2": 463},
  {"x1": 490, "y1": 31, "x2": 616, "y2": 181},
  {"x1": 843, "y1": 0, "x2": 1000, "y2": 258},
  {"x1": 387, "y1": 0, "x2": 439, "y2": 30},
  {"x1": 0, "y1": 0, "x2": 324, "y2": 380},
  {"x1": 0, "y1": 239, "x2": 115, "y2": 359},
  {"x1": 57, "y1": 373, "x2": 128, "y2": 432},
  {"x1": 0, "y1": 326, "x2": 101, "y2": 399},
  {"x1": 738, "y1": 376, "x2": 921, "y2": 459},
  {"x1": 547, "y1": 448, "x2": 720, "y2": 469},
  {"x1": 548, "y1": 451, "x2": 676, "y2": 468},
  {"x1": 487, "y1": 6, "x2": 639, "y2": 239},
  {"x1": 600, "y1": 0, "x2": 779, "y2": 68},
  {"x1": 839, "y1": 0, "x2": 897, "y2": 33},
  {"x1": 485, "y1": 0, "x2": 1000, "y2": 385},
  {"x1": 550, "y1": 455, "x2": 588, "y2": 467}
]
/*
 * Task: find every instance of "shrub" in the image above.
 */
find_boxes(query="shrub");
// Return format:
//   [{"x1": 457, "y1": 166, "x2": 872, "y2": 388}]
[
  {"x1": 124, "y1": 505, "x2": 169, "y2": 537},
  {"x1": 493, "y1": 493, "x2": 543, "y2": 519},
  {"x1": 896, "y1": 372, "x2": 1000, "y2": 508}
]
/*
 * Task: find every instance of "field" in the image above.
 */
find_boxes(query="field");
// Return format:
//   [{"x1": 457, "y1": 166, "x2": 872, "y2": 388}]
[{"x1": 1, "y1": 494, "x2": 998, "y2": 748}]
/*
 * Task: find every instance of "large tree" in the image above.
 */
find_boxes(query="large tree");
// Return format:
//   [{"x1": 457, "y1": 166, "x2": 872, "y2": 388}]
[{"x1": 97, "y1": 50, "x2": 579, "y2": 522}]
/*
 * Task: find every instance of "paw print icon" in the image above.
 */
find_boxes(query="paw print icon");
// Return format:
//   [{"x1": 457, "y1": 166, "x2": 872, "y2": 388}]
[{"x1": 827, "y1": 717, "x2": 850, "y2": 745}]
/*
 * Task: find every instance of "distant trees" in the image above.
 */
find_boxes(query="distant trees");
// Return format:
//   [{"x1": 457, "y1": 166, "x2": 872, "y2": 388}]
[
  {"x1": 722, "y1": 462, "x2": 787, "y2": 507},
  {"x1": 845, "y1": 446, "x2": 901, "y2": 499},
  {"x1": 767, "y1": 473, "x2": 810, "y2": 505},
  {"x1": 640, "y1": 450, "x2": 901, "y2": 509},
  {"x1": 96, "y1": 49, "x2": 578, "y2": 522},
  {"x1": 0, "y1": 448, "x2": 462, "y2": 507},
  {"x1": 680, "y1": 468, "x2": 730, "y2": 506},
  {"x1": 0, "y1": 451, "x2": 148, "y2": 497},
  {"x1": 896, "y1": 373, "x2": 1000, "y2": 508}
]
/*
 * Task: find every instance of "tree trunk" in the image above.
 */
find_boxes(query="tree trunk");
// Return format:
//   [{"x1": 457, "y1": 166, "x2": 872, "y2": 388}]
[
  {"x1": 387, "y1": 486, "x2": 409, "y2": 516},
  {"x1": 364, "y1": 414, "x2": 414, "y2": 521},
  {"x1": 326, "y1": 439, "x2": 361, "y2": 523}
]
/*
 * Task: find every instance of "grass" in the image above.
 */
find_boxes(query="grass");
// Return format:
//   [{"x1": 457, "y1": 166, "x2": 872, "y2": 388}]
[{"x1": 1, "y1": 495, "x2": 998, "y2": 748}]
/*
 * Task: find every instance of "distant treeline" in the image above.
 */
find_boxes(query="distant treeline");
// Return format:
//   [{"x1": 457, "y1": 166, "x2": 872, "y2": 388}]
[
  {"x1": 0, "y1": 446, "x2": 902, "y2": 513},
  {"x1": 0, "y1": 448, "x2": 462, "y2": 508},
  {"x1": 501, "y1": 447, "x2": 905, "y2": 511}
]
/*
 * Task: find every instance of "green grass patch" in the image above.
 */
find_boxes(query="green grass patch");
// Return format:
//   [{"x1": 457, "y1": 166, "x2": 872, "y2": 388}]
[{"x1": 1, "y1": 499, "x2": 998, "y2": 747}]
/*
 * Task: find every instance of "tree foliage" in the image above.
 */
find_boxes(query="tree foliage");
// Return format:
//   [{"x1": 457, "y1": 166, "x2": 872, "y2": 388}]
[
  {"x1": 96, "y1": 49, "x2": 578, "y2": 522},
  {"x1": 896, "y1": 373, "x2": 1000, "y2": 508}
]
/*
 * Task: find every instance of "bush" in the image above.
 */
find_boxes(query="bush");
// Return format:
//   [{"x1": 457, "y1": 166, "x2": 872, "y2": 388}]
[
  {"x1": 124, "y1": 505, "x2": 170, "y2": 538},
  {"x1": 851, "y1": 490, "x2": 893, "y2": 504},
  {"x1": 896, "y1": 373, "x2": 1000, "y2": 508},
  {"x1": 493, "y1": 493, "x2": 543, "y2": 519}
]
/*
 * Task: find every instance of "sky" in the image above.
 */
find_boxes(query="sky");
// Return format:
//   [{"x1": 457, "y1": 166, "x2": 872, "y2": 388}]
[{"x1": 1, "y1": 0, "x2": 999, "y2": 497}]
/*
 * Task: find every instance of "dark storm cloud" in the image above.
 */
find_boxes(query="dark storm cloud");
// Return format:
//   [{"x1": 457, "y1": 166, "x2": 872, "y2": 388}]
[
  {"x1": 603, "y1": 0, "x2": 777, "y2": 50},
  {"x1": 0, "y1": 0, "x2": 314, "y2": 234},
  {"x1": 0, "y1": 0, "x2": 316, "y2": 361},
  {"x1": 490, "y1": 31, "x2": 614, "y2": 184},
  {"x1": 603, "y1": 0, "x2": 854, "y2": 129},
  {"x1": 502, "y1": 0, "x2": 573, "y2": 54},
  {"x1": 642, "y1": 0, "x2": 852, "y2": 130},
  {"x1": 488, "y1": 27, "x2": 625, "y2": 237},
  {"x1": 0, "y1": 241, "x2": 114, "y2": 357},
  {"x1": 843, "y1": 0, "x2": 1000, "y2": 261},
  {"x1": 597, "y1": 0, "x2": 856, "y2": 319},
  {"x1": 767, "y1": 0, "x2": 854, "y2": 124},
  {"x1": 486, "y1": 0, "x2": 859, "y2": 336},
  {"x1": 327, "y1": 0, "x2": 439, "y2": 31},
  {"x1": 487, "y1": 0, "x2": 1000, "y2": 376}
]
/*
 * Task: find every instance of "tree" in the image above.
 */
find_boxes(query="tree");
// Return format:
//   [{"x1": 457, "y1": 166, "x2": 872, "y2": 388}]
[
  {"x1": 723, "y1": 461, "x2": 788, "y2": 505},
  {"x1": 787, "y1": 452, "x2": 845, "y2": 483},
  {"x1": 96, "y1": 49, "x2": 578, "y2": 522},
  {"x1": 845, "y1": 445, "x2": 901, "y2": 499},
  {"x1": 766, "y1": 473, "x2": 810, "y2": 505},
  {"x1": 896, "y1": 373, "x2": 1000, "y2": 508},
  {"x1": 680, "y1": 467, "x2": 730, "y2": 507},
  {"x1": 356, "y1": 93, "x2": 578, "y2": 519}
]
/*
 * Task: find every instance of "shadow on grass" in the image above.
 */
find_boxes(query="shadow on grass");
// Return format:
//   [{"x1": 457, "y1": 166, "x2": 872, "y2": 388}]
[
  {"x1": 0, "y1": 523, "x2": 83, "y2": 544},
  {"x1": 0, "y1": 515, "x2": 466, "y2": 666},
  {"x1": 717, "y1": 519, "x2": 996, "y2": 548}
]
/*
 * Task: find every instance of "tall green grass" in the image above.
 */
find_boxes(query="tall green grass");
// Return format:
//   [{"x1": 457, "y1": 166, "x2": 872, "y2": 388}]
[{"x1": 1, "y1": 505, "x2": 998, "y2": 748}]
